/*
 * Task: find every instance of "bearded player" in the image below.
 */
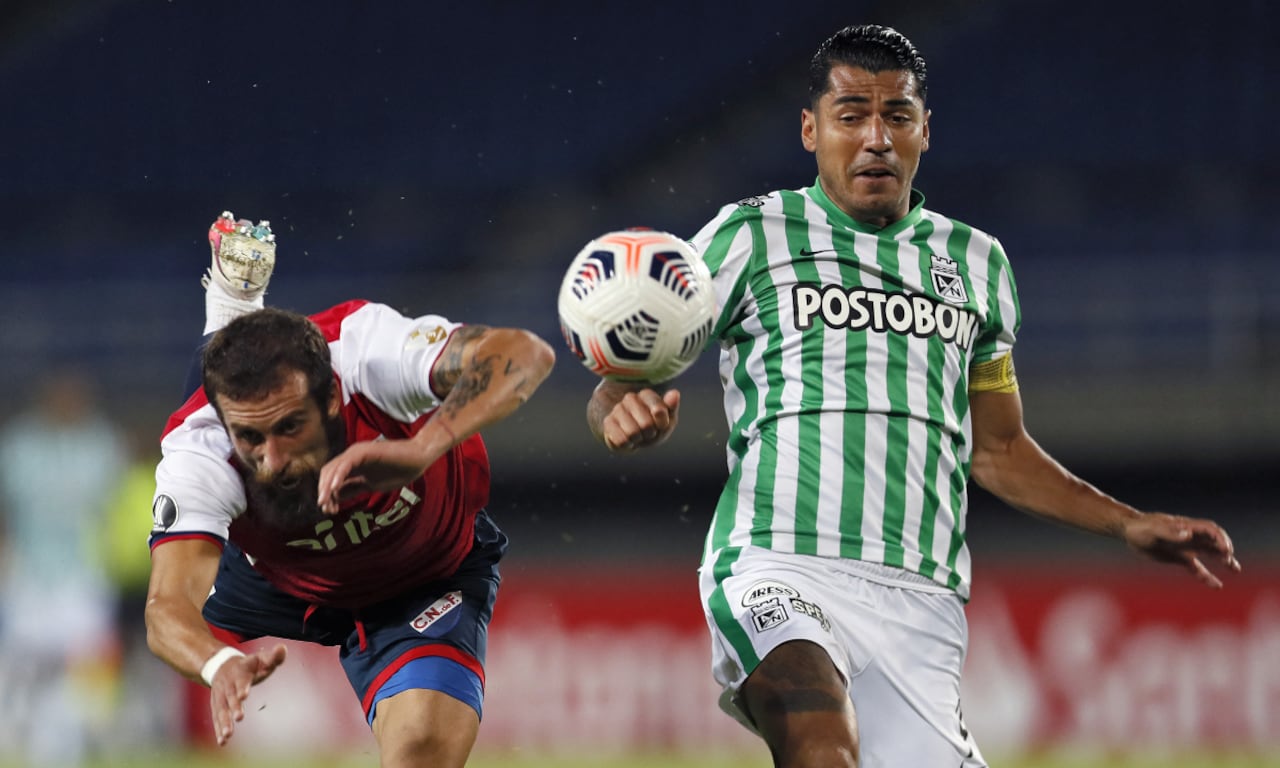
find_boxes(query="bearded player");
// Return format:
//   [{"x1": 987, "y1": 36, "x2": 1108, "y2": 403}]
[{"x1": 145, "y1": 213, "x2": 555, "y2": 768}]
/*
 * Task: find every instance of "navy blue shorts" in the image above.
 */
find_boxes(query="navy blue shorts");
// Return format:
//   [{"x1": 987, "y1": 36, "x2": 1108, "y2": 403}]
[{"x1": 202, "y1": 510, "x2": 507, "y2": 724}]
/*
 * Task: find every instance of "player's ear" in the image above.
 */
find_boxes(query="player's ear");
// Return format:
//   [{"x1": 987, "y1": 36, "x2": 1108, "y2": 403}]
[
  {"x1": 327, "y1": 379, "x2": 341, "y2": 419},
  {"x1": 921, "y1": 108, "x2": 931, "y2": 153},
  {"x1": 801, "y1": 108, "x2": 818, "y2": 153}
]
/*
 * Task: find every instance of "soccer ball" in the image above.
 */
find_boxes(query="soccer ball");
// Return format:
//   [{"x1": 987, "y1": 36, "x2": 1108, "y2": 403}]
[{"x1": 557, "y1": 228, "x2": 716, "y2": 383}]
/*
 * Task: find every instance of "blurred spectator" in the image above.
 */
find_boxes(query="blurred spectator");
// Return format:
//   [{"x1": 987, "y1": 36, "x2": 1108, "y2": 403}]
[
  {"x1": 104, "y1": 426, "x2": 162, "y2": 632},
  {"x1": 0, "y1": 367, "x2": 128, "y2": 765},
  {"x1": 101, "y1": 426, "x2": 185, "y2": 752}
]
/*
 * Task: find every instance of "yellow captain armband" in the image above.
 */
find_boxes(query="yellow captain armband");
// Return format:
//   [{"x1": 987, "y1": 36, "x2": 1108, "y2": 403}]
[{"x1": 969, "y1": 353, "x2": 1019, "y2": 393}]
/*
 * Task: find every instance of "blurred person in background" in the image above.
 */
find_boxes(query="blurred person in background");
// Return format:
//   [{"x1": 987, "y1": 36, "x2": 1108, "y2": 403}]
[
  {"x1": 102, "y1": 427, "x2": 183, "y2": 750},
  {"x1": 586, "y1": 24, "x2": 1241, "y2": 768},
  {"x1": 0, "y1": 367, "x2": 128, "y2": 765},
  {"x1": 144, "y1": 213, "x2": 556, "y2": 768}
]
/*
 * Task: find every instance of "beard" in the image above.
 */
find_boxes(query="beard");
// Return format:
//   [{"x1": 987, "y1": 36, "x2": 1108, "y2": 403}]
[
  {"x1": 244, "y1": 466, "x2": 324, "y2": 531},
  {"x1": 241, "y1": 415, "x2": 345, "y2": 531}
]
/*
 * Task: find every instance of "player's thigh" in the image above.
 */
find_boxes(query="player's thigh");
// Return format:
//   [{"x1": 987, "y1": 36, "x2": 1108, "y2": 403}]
[
  {"x1": 343, "y1": 513, "x2": 504, "y2": 733},
  {"x1": 372, "y1": 687, "x2": 479, "y2": 768},
  {"x1": 739, "y1": 639, "x2": 858, "y2": 767}
]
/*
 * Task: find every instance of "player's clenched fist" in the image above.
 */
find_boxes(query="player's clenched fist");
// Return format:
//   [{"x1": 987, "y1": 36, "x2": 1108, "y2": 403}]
[{"x1": 591, "y1": 382, "x2": 681, "y2": 452}]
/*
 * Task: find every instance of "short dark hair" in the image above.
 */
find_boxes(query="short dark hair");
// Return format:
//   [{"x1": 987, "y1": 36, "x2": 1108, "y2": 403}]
[
  {"x1": 201, "y1": 307, "x2": 334, "y2": 413},
  {"x1": 808, "y1": 24, "x2": 928, "y2": 105}
]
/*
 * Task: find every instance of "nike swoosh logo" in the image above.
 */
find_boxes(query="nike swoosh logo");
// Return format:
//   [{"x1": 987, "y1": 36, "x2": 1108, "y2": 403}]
[{"x1": 798, "y1": 247, "x2": 835, "y2": 256}]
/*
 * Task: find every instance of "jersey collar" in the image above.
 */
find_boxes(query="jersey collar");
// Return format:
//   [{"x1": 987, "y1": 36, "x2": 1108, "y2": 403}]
[{"x1": 805, "y1": 178, "x2": 926, "y2": 237}]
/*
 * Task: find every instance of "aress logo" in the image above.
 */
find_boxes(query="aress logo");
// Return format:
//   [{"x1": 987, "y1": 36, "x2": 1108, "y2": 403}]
[{"x1": 742, "y1": 580, "x2": 800, "y2": 606}]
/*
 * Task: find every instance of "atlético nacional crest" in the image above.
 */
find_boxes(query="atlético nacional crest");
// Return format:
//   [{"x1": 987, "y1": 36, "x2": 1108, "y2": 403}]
[{"x1": 930, "y1": 254, "x2": 969, "y2": 305}]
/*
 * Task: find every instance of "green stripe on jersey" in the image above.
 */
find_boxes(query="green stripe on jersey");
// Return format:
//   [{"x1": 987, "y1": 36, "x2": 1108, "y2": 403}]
[
  {"x1": 744, "y1": 210, "x2": 782, "y2": 551},
  {"x1": 781, "y1": 189, "x2": 825, "y2": 555},
  {"x1": 875, "y1": 235, "x2": 909, "y2": 569},
  {"x1": 827, "y1": 221, "x2": 867, "y2": 562},
  {"x1": 911, "y1": 215, "x2": 945, "y2": 579}
]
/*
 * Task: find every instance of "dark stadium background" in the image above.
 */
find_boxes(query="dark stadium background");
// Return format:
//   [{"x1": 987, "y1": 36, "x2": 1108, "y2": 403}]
[{"x1": 0, "y1": 1, "x2": 1275, "y2": 764}]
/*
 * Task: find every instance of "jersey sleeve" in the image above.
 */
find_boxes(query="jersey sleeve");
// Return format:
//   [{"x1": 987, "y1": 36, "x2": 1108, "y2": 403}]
[
  {"x1": 691, "y1": 202, "x2": 762, "y2": 342},
  {"x1": 150, "y1": 408, "x2": 244, "y2": 547},
  {"x1": 969, "y1": 237, "x2": 1022, "y2": 363},
  {"x1": 329, "y1": 302, "x2": 463, "y2": 423}
]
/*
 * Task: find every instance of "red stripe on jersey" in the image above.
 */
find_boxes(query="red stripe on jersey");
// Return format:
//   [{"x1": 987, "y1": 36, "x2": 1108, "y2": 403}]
[
  {"x1": 305, "y1": 299, "x2": 371, "y2": 341},
  {"x1": 161, "y1": 388, "x2": 211, "y2": 440},
  {"x1": 150, "y1": 531, "x2": 225, "y2": 552}
]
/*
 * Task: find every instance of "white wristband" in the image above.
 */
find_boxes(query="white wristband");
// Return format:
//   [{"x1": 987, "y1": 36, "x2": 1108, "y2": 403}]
[{"x1": 200, "y1": 647, "x2": 246, "y2": 686}]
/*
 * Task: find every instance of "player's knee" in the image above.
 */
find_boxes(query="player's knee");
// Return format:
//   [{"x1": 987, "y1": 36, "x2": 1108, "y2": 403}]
[
  {"x1": 777, "y1": 742, "x2": 858, "y2": 768},
  {"x1": 758, "y1": 711, "x2": 860, "y2": 768},
  {"x1": 377, "y1": 726, "x2": 472, "y2": 768},
  {"x1": 378, "y1": 737, "x2": 449, "y2": 768},
  {"x1": 373, "y1": 689, "x2": 479, "y2": 768}
]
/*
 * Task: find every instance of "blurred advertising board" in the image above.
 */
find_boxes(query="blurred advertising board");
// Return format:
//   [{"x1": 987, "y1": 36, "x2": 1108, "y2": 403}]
[{"x1": 183, "y1": 564, "x2": 1279, "y2": 757}]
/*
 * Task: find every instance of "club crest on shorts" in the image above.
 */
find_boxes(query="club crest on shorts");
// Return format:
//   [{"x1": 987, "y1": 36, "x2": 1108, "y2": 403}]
[
  {"x1": 750, "y1": 597, "x2": 790, "y2": 632},
  {"x1": 930, "y1": 254, "x2": 969, "y2": 305},
  {"x1": 410, "y1": 590, "x2": 463, "y2": 633}
]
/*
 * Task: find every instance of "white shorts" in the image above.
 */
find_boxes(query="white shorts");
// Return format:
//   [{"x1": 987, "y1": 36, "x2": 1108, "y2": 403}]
[{"x1": 699, "y1": 546, "x2": 986, "y2": 768}]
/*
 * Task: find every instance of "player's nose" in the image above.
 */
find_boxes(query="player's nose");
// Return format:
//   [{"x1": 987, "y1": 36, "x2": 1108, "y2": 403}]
[
  {"x1": 864, "y1": 114, "x2": 892, "y2": 150},
  {"x1": 258, "y1": 436, "x2": 290, "y2": 476}
]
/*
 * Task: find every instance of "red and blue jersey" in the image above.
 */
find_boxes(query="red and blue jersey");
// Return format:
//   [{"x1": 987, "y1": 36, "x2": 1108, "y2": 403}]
[{"x1": 149, "y1": 300, "x2": 491, "y2": 609}]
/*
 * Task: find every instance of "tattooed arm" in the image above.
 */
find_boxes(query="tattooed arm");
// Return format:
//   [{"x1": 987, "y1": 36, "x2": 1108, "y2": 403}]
[
  {"x1": 318, "y1": 324, "x2": 555, "y2": 512},
  {"x1": 429, "y1": 324, "x2": 556, "y2": 438}
]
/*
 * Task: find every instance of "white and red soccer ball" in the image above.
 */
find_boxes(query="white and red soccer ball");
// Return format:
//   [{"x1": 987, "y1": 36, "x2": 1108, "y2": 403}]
[{"x1": 557, "y1": 229, "x2": 716, "y2": 383}]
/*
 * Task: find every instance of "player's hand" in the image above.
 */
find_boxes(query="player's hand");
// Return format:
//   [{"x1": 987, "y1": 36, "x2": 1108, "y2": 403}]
[
  {"x1": 209, "y1": 643, "x2": 288, "y2": 747},
  {"x1": 601, "y1": 387, "x2": 681, "y2": 452},
  {"x1": 1121, "y1": 512, "x2": 1241, "y2": 589},
  {"x1": 317, "y1": 438, "x2": 435, "y2": 514}
]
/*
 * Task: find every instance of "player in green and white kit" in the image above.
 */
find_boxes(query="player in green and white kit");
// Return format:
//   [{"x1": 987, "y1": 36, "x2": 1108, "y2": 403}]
[{"x1": 587, "y1": 25, "x2": 1241, "y2": 768}]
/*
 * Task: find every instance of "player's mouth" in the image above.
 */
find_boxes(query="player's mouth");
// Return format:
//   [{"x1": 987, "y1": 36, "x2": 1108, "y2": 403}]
[{"x1": 853, "y1": 164, "x2": 897, "y2": 180}]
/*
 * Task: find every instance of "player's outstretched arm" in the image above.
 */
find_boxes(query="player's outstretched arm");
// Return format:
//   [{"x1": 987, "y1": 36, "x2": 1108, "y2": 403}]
[
  {"x1": 318, "y1": 325, "x2": 555, "y2": 512},
  {"x1": 587, "y1": 379, "x2": 681, "y2": 453},
  {"x1": 968, "y1": 389, "x2": 1241, "y2": 588},
  {"x1": 145, "y1": 539, "x2": 233, "y2": 680},
  {"x1": 145, "y1": 539, "x2": 289, "y2": 745},
  {"x1": 430, "y1": 325, "x2": 557, "y2": 431}
]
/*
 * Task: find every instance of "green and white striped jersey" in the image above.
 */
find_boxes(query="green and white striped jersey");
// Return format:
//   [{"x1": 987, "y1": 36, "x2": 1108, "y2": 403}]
[{"x1": 692, "y1": 181, "x2": 1021, "y2": 599}]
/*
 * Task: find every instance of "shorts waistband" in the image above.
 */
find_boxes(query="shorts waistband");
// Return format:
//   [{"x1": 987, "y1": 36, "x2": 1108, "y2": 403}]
[{"x1": 836, "y1": 558, "x2": 956, "y2": 595}]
